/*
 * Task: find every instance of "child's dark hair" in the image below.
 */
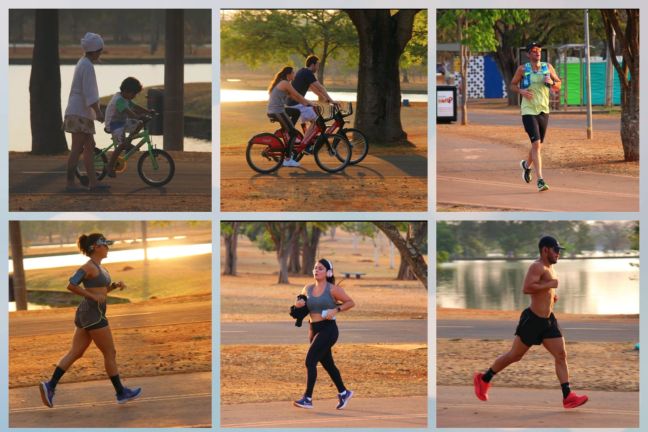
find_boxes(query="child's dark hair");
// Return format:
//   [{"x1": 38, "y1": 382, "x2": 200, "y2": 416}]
[
  {"x1": 306, "y1": 55, "x2": 319, "y2": 67},
  {"x1": 77, "y1": 233, "x2": 104, "y2": 256},
  {"x1": 120, "y1": 77, "x2": 143, "y2": 94}
]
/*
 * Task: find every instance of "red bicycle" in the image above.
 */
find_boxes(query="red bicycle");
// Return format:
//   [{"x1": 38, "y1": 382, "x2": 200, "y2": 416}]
[
  {"x1": 324, "y1": 102, "x2": 369, "y2": 165},
  {"x1": 246, "y1": 105, "x2": 352, "y2": 174}
]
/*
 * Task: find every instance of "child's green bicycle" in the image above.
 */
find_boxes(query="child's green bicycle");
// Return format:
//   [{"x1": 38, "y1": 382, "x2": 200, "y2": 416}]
[{"x1": 75, "y1": 114, "x2": 175, "y2": 187}]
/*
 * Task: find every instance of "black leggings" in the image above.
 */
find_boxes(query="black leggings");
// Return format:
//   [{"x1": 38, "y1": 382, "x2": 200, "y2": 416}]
[
  {"x1": 305, "y1": 320, "x2": 346, "y2": 398},
  {"x1": 522, "y1": 113, "x2": 549, "y2": 143},
  {"x1": 268, "y1": 109, "x2": 300, "y2": 157}
]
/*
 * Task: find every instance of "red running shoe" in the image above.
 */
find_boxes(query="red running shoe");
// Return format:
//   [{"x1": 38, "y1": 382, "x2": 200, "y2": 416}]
[
  {"x1": 473, "y1": 372, "x2": 490, "y2": 401},
  {"x1": 563, "y1": 391, "x2": 588, "y2": 408}
]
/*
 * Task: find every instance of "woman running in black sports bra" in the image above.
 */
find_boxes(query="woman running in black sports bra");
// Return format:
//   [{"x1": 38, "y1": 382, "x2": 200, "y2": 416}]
[{"x1": 39, "y1": 233, "x2": 142, "y2": 408}]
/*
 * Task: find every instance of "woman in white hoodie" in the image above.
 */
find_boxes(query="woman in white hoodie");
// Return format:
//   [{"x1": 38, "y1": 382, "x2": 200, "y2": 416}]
[{"x1": 64, "y1": 32, "x2": 109, "y2": 192}]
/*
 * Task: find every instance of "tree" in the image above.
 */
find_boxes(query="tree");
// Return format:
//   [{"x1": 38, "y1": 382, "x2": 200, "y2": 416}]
[
  {"x1": 221, "y1": 10, "x2": 357, "y2": 84},
  {"x1": 30, "y1": 9, "x2": 67, "y2": 154},
  {"x1": 9, "y1": 221, "x2": 27, "y2": 311},
  {"x1": 265, "y1": 222, "x2": 301, "y2": 284},
  {"x1": 601, "y1": 10, "x2": 639, "y2": 161},
  {"x1": 395, "y1": 222, "x2": 427, "y2": 280},
  {"x1": 345, "y1": 10, "x2": 420, "y2": 143},
  {"x1": 399, "y1": 10, "x2": 428, "y2": 83},
  {"x1": 222, "y1": 222, "x2": 240, "y2": 276},
  {"x1": 164, "y1": 10, "x2": 184, "y2": 151},
  {"x1": 373, "y1": 222, "x2": 427, "y2": 289}
]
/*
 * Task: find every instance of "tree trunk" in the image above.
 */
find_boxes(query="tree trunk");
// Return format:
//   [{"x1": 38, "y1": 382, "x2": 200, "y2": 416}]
[
  {"x1": 150, "y1": 10, "x2": 162, "y2": 54},
  {"x1": 374, "y1": 222, "x2": 427, "y2": 289},
  {"x1": 266, "y1": 222, "x2": 300, "y2": 284},
  {"x1": 10, "y1": 221, "x2": 28, "y2": 310},
  {"x1": 288, "y1": 225, "x2": 303, "y2": 273},
  {"x1": 458, "y1": 16, "x2": 469, "y2": 125},
  {"x1": 223, "y1": 222, "x2": 239, "y2": 276},
  {"x1": 301, "y1": 226, "x2": 322, "y2": 275},
  {"x1": 346, "y1": 10, "x2": 419, "y2": 144},
  {"x1": 164, "y1": 10, "x2": 184, "y2": 151},
  {"x1": 30, "y1": 10, "x2": 67, "y2": 154}
]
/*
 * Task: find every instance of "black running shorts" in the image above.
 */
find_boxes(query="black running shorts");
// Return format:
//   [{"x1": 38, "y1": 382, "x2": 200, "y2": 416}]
[
  {"x1": 514, "y1": 307, "x2": 562, "y2": 346},
  {"x1": 522, "y1": 113, "x2": 549, "y2": 143}
]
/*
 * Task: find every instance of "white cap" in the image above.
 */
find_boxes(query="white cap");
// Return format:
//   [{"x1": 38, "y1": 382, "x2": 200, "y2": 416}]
[{"x1": 81, "y1": 32, "x2": 104, "y2": 52}]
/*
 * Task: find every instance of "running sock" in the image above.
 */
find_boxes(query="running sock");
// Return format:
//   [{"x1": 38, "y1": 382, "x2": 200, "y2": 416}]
[
  {"x1": 49, "y1": 366, "x2": 66, "y2": 389},
  {"x1": 482, "y1": 368, "x2": 497, "y2": 383},
  {"x1": 561, "y1": 382, "x2": 571, "y2": 399},
  {"x1": 110, "y1": 375, "x2": 125, "y2": 395}
]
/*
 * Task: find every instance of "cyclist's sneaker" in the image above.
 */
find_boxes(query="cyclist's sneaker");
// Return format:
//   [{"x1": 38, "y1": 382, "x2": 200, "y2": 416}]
[
  {"x1": 537, "y1": 179, "x2": 549, "y2": 192},
  {"x1": 39, "y1": 381, "x2": 55, "y2": 408},
  {"x1": 520, "y1": 160, "x2": 532, "y2": 183},
  {"x1": 293, "y1": 395, "x2": 313, "y2": 409},
  {"x1": 116, "y1": 386, "x2": 142, "y2": 404},
  {"x1": 282, "y1": 158, "x2": 301, "y2": 168},
  {"x1": 336, "y1": 389, "x2": 354, "y2": 410},
  {"x1": 473, "y1": 372, "x2": 490, "y2": 401},
  {"x1": 563, "y1": 391, "x2": 588, "y2": 409}
]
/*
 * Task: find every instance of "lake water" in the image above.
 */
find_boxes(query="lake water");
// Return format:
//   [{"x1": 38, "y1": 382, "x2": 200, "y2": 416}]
[
  {"x1": 9, "y1": 242, "x2": 212, "y2": 272},
  {"x1": 437, "y1": 258, "x2": 639, "y2": 315},
  {"x1": 9, "y1": 64, "x2": 212, "y2": 152},
  {"x1": 220, "y1": 89, "x2": 428, "y2": 103}
]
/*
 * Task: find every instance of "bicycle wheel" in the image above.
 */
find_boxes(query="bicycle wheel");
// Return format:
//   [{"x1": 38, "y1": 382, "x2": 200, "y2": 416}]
[
  {"x1": 342, "y1": 128, "x2": 369, "y2": 165},
  {"x1": 137, "y1": 149, "x2": 175, "y2": 187},
  {"x1": 313, "y1": 133, "x2": 351, "y2": 173},
  {"x1": 246, "y1": 133, "x2": 284, "y2": 174},
  {"x1": 75, "y1": 147, "x2": 108, "y2": 185}
]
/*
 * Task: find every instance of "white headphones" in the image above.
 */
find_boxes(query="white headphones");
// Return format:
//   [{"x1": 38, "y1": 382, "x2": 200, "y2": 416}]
[{"x1": 323, "y1": 259, "x2": 333, "y2": 278}]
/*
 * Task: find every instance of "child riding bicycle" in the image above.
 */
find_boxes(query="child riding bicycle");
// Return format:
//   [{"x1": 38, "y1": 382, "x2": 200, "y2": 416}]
[{"x1": 104, "y1": 77, "x2": 153, "y2": 177}]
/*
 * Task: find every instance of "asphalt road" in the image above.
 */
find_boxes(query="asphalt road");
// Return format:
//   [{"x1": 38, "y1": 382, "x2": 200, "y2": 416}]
[
  {"x1": 221, "y1": 319, "x2": 428, "y2": 345},
  {"x1": 9, "y1": 301, "x2": 211, "y2": 337},
  {"x1": 437, "y1": 318, "x2": 638, "y2": 342},
  {"x1": 221, "y1": 396, "x2": 427, "y2": 428},
  {"x1": 437, "y1": 386, "x2": 638, "y2": 428},
  {"x1": 9, "y1": 153, "x2": 211, "y2": 211},
  {"x1": 437, "y1": 131, "x2": 638, "y2": 211},
  {"x1": 10, "y1": 372, "x2": 211, "y2": 428}
]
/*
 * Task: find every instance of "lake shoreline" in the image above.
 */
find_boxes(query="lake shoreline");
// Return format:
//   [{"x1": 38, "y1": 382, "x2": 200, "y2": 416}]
[{"x1": 438, "y1": 307, "x2": 639, "y2": 322}]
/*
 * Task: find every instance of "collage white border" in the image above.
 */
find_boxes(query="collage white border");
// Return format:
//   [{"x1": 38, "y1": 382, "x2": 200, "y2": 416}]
[{"x1": 0, "y1": 1, "x2": 644, "y2": 431}]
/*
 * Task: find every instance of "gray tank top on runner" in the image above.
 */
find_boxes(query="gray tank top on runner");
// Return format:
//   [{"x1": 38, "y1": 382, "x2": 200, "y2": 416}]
[
  {"x1": 267, "y1": 83, "x2": 289, "y2": 114},
  {"x1": 83, "y1": 261, "x2": 111, "y2": 288},
  {"x1": 306, "y1": 282, "x2": 338, "y2": 314}
]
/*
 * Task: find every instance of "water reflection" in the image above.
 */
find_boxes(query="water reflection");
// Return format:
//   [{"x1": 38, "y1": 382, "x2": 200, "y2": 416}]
[
  {"x1": 220, "y1": 89, "x2": 428, "y2": 103},
  {"x1": 9, "y1": 64, "x2": 212, "y2": 152},
  {"x1": 9, "y1": 243, "x2": 211, "y2": 272},
  {"x1": 437, "y1": 258, "x2": 639, "y2": 314}
]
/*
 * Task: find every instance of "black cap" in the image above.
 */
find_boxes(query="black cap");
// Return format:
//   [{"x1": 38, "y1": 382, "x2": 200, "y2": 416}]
[
  {"x1": 539, "y1": 235, "x2": 564, "y2": 251},
  {"x1": 526, "y1": 42, "x2": 542, "y2": 52}
]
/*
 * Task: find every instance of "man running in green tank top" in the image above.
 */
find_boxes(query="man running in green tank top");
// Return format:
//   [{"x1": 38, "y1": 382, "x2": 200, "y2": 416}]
[{"x1": 510, "y1": 42, "x2": 562, "y2": 192}]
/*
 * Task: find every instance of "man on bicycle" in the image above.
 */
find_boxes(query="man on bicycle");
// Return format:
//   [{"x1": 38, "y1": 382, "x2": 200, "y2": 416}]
[{"x1": 286, "y1": 55, "x2": 338, "y2": 129}]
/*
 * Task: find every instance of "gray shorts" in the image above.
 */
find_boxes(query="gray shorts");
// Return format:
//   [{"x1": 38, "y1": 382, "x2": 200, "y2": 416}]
[{"x1": 74, "y1": 299, "x2": 108, "y2": 330}]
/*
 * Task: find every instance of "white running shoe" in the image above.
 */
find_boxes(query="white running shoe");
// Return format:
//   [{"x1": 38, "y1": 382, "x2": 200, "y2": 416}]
[{"x1": 282, "y1": 158, "x2": 301, "y2": 167}]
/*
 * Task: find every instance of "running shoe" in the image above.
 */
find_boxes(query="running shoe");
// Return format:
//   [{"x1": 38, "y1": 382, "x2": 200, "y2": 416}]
[
  {"x1": 116, "y1": 386, "x2": 142, "y2": 404},
  {"x1": 473, "y1": 372, "x2": 490, "y2": 401},
  {"x1": 537, "y1": 179, "x2": 549, "y2": 192},
  {"x1": 336, "y1": 389, "x2": 354, "y2": 410},
  {"x1": 293, "y1": 395, "x2": 313, "y2": 409},
  {"x1": 39, "y1": 381, "x2": 55, "y2": 408},
  {"x1": 282, "y1": 158, "x2": 301, "y2": 168},
  {"x1": 563, "y1": 391, "x2": 588, "y2": 409},
  {"x1": 520, "y1": 160, "x2": 532, "y2": 183}
]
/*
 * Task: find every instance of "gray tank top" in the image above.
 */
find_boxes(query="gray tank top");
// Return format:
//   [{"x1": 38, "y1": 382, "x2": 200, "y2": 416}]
[
  {"x1": 306, "y1": 282, "x2": 338, "y2": 314},
  {"x1": 83, "y1": 261, "x2": 111, "y2": 288},
  {"x1": 267, "y1": 83, "x2": 289, "y2": 114}
]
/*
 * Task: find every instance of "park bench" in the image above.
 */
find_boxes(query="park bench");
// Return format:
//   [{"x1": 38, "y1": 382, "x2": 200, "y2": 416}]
[{"x1": 342, "y1": 271, "x2": 366, "y2": 279}]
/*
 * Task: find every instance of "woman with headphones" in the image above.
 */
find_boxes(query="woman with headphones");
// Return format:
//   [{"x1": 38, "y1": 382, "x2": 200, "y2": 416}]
[
  {"x1": 39, "y1": 233, "x2": 141, "y2": 408},
  {"x1": 293, "y1": 258, "x2": 355, "y2": 410}
]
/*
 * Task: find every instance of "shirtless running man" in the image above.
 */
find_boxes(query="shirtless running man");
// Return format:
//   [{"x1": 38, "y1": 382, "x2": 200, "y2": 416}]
[{"x1": 473, "y1": 235, "x2": 589, "y2": 409}]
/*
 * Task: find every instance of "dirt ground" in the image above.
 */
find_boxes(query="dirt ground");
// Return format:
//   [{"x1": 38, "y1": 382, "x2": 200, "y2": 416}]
[
  {"x1": 437, "y1": 308, "x2": 639, "y2": 392},
  {"x1": 221, "y1": 343, "x2": 427, "y2": 404},
  {"x1": 9, "y1": 295, "x2": 212, "y2": 389}
]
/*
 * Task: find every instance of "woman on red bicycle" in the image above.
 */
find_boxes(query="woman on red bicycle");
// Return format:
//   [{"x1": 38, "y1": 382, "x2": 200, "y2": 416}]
[{"x1": 267, "y1": 66, "x2": 314, "y2": 168}]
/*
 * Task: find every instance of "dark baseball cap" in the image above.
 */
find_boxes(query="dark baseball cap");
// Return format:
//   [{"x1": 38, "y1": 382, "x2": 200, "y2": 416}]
[
  {"x1": 539, "y1": 235, "x2": 564, "y2": 252},
  {"x1": 526, "y1": 42, "x2": 543, "y2": 52}
]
